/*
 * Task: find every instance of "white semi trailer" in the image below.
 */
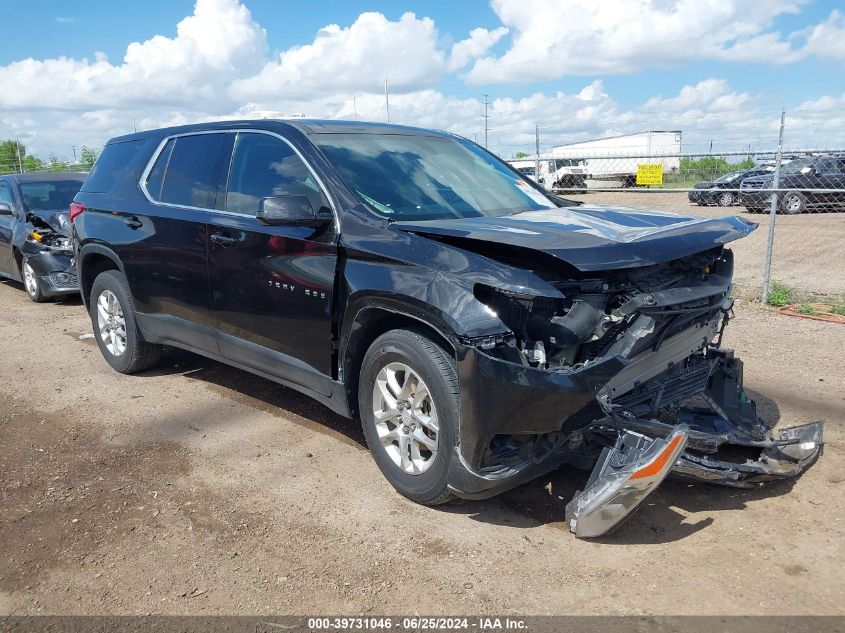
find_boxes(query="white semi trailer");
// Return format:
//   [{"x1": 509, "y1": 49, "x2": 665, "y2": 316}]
[{"x1": 551, "y1": 131, "x2": 682, "y2": 188}]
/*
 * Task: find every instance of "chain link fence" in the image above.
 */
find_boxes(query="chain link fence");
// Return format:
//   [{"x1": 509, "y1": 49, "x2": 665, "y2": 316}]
[{"x1": 510, "y1": 144, "x2": 845, "y2": 304}]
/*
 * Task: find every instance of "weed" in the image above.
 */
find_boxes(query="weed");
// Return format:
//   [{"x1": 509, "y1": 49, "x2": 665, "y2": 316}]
[
  {"x1": 766, "y1": 281, "x2": 795, "y2": 307},
  {"x1": 795, "y1": 301, "x2": 819, "y2": 316}
]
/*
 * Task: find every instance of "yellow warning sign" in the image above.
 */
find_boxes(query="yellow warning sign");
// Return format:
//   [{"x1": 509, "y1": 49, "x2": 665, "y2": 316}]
[{"x1": 636, "y1": 163, "x2": 663, "y2": 186}]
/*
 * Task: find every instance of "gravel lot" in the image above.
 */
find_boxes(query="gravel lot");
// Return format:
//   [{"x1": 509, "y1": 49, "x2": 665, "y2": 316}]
[
  {"x1": 566, "y1": 191, "x2": 845, "y2": 296},
  {"x1": 1, "y1": 237, "x2": 843, "y2": 616}
]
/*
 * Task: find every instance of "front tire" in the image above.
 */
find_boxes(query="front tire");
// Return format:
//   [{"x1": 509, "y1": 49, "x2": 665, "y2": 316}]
[
  {"x1": 717, "y1": 191, "x2": 735, "y2": 207},
  {"x1": 781, "y1": 191, "x2": 805, "y2": 215},
  {"x1": 358, "y1": 329, "x2": 458, "y2": 505},
  {"x1": 89, "y1": 270, "x2": 161, "y2": 374},
  {"x1": 22, "y1": 260, "x2": 49, "y2": 303}
]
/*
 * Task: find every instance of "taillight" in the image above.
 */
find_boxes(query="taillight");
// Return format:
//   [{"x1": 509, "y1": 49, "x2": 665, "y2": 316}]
[{"x1": 69, "y1": 202, "x2": 85, "y2": 222}]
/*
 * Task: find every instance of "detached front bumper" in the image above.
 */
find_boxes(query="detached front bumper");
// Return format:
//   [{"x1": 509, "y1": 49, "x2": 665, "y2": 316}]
[
  {"x1": 447, "y1": 340, "x2": 824, "y2": 535},
  {"x1": 22, "y1": 250, "x2": 79, "y2": 297}
]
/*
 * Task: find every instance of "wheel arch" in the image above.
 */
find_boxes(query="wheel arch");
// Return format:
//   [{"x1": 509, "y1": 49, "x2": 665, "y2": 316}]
[
  {"x1": 340, "y1": 298, "x2": 459, "y2": 419},
  {"x1": 78, "y1": 244, "x2": 126, "y2": 309}
]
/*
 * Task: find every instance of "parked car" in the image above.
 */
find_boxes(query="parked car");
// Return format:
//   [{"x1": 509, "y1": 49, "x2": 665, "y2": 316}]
[
  {"x1": 0, "y1": 172, "x2": 84, "y2": 302},
  {"x1": 688, "y1": 167, "x2": 772, "y2": 206},
  {"x1": 740, "y1": 155, "x2": 845, "y2": 214},
  {"x1": 71, "y1": 121, "x2": 822, "y2": 538}
]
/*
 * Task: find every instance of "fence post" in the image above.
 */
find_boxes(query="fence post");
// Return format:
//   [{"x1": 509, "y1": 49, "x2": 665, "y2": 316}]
[
  {"x1": 761, "y1": 109, "x2": 786, "y2": 303},
  {"x1": 535, "y1": 125, "x2": 540, "y2": 187}
]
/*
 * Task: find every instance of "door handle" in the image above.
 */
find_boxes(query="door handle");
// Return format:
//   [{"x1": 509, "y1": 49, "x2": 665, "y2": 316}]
[
  {"x1": 210, "y1": 233, "x2": 237, "y2": 247},
  {"x1": 124, "y1": 216, "x2": 142, "y2": 230}
]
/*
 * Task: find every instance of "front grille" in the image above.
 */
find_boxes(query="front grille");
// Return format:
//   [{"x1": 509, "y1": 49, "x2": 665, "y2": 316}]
[{"x1": 49, "y1": 272, "x2": 78, "y2": 288}]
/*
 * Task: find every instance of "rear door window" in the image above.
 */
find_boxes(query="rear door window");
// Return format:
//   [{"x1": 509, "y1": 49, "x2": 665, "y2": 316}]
[{"x1": 159, "y1": 134, "x2": 226, "y2": 209}]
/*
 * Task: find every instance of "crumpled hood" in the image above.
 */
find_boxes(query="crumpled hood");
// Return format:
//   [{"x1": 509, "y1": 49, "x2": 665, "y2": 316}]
[
  {"x1": 27, "y1": 208, "x2": 72, "y2": 235},
  {"x1": 394, "y1": 205, "x2": 758, "y2": 271}
]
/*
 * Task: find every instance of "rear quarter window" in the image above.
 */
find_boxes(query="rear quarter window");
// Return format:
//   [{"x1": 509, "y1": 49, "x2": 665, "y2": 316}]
[{"x1": 80, "y1": 139, "x2": 146, "y2": 193}]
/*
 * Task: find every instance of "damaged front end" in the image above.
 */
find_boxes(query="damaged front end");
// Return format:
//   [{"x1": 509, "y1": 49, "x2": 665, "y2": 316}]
[
  {"x1": 20, "y1": 210, "x2": 79, "y2": 297},
  {"x1": 452, "y1": 246, "x2": 823, "y2": 537}
]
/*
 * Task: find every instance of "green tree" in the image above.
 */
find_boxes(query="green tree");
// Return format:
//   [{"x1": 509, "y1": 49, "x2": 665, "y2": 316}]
[
  {"x1": 0, "y1": 140, "x2": 27, "y2": 174},
  {"x1": 513, "y1": 151, "x2": 529, "y2": 159},
  {"x1": 679, "y1": 156, "x2": 758, "y2": 182},
  {"x1": 80, "y1": 146, "x2": 98, "y2": 170},
  {"x1": 48, "y1": 154, "x2": 71, "y2": 172}
]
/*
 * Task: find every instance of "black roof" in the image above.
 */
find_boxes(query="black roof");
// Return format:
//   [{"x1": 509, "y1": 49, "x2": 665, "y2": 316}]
[
  {"x1": 4, "y1": 172, "x2": 87, "y2": 183},
  {"x1": 106, "y1": 119, "x2": 451, "y2": 146}
]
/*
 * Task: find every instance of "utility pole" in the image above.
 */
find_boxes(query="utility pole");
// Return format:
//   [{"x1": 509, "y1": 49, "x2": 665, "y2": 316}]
[
  {"x1": 761, "y1": 109, "x2": 786, "y2": 303},
  {"x1": 353, "y1": 96, "x2": 358, "y2": 120},
  {"x1": 482, "y1": 94, "x2": 490, "y2": 148},
  {"x1": 535, "y1": 124, "x2": 540, "y2": 185},
  {"x1": 15, "y1": 141, "x2": 23, "y2": 173},
  {"x1": 384, "y1": 79, "x2": 390, "y2": 123},
  {"x1": 133, "y1": 119, "x2": 137, "y2": 133},
  {"x1": 71, "y1": 145, "x2": 77, "y2": 163}
]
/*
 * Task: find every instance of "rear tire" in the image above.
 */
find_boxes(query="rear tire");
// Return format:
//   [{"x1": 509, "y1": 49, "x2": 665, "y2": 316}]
[
  {"x1": 717, "y1": 192, "x2": 735, "y2": 207},
  {"x1": 358, "y1": 329, "x2": 458, "y2": 506},
  {"x1": 89, "y1": 270, "x2": 161, "y2": 374}
]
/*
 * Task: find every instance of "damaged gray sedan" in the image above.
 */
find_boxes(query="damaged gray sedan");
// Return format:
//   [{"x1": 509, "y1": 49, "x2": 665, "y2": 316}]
[{"x1": 0, "y1": 173, "x2": 83, "y2": 302}]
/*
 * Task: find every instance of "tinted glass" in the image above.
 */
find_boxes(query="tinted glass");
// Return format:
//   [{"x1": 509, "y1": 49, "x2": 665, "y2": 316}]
[
  {"x1": 161, "y1": 134, "x2": 225, "y2": 208},
  {"x1": 225, "y1": 133, "x2": 327, "y2": 216},
  {"x1": 0, "y1": 183, "x2": 13, "y2": 204},
  {"x1": 80, "y1": 139, "x2": 144, "y2": 193},
  {"x1": 781, "y1": 157, "x2": 816, "y2": 174},
  {"x1": 315, "y1": 133, "x2": 556, "y2": 221},
  {"x1": 715, "y1": 171, "x2": 743, "y2": 183},
  {"x1": 20, "y1": 180, "x2": 84, "y2": 210},
  {"x1": 145, "y1": 138, "x2": 175, "y2": 201}
]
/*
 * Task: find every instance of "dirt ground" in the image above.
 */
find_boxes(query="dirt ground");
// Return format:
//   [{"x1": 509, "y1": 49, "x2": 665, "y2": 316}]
[
  {"x1": 0, "y1": 253, "x2": 843, "y2": 616},
  {"x1": 566, "y1": 191, "x2": 845, "y2": 297}
]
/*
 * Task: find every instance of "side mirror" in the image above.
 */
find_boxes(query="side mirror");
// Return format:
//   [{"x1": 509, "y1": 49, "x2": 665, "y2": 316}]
[
  {"x1": 257, "y1": 195, "x2": 319, "y2": 225},
  {"x1": 0, "y1": 202, "x2": 12, "y2": 216}
]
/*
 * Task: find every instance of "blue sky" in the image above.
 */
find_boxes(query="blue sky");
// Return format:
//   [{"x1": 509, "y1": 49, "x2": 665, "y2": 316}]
[{"x1": 1, "y1": 0, "x2": 844, "y2": 158}]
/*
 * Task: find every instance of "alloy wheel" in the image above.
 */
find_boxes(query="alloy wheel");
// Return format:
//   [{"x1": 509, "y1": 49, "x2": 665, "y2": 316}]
[
  {"x1": 371, "y1": 362, "x2": 439, "y2": 475},
  {"x1": 719, "y1": 192, "x2": 734, "y2": 207},
  {"x1": 22, "y1": 262, "x2": 39, "y2": 297},
  {"x1": 785, "y1": 194, "x2": 803, "y2": 214},
  {"x1": 96, "y1": 289, "x2": 127, "y2": 356}
]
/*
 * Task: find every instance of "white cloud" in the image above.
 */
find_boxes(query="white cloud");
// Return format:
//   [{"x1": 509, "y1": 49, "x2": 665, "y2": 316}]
[
  {"x1": 55, "y1": 16, "x2": 78, "y2": 24},
  {"x1": 0, "y1": 0, "x2": 266, "y2": 111},
  {"x1": 798, "y1": 10, "x2": 845, "y2": 63},
  {"x1": 230, "y1": 12, "x2": 507, "y2": 102},
  {"x1": 2, "y1": 0, "x2": 844, "y2": 160},
  {"x1": 465, "y1": 0, "x2": 808, "y2": 84}
]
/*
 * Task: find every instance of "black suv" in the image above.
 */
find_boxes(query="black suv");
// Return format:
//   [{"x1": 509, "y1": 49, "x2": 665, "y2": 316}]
[
  {"x1": 687, "y1": 167, "x2": 772, "y2": 207},
  {"x1": 740, "y1": 155, "x2": 845, "y2": 214},
  {"x1": 72, "y1": 120, "x2": 821, "y2": 537},
  {"x1": 0, "y1": 172, "x2": 84, "y2": 302}
]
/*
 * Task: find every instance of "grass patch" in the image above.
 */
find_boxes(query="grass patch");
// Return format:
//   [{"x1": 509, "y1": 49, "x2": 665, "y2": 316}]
[
  {"x1": 795, "y1": 301, "x2": 819, "y2": 316},
  {"x1": 831, "y1": 303, "x2": 845, "y2": 316},
  {"x1": 765, "y1": 281, "x2": 796, "y2": 307}
]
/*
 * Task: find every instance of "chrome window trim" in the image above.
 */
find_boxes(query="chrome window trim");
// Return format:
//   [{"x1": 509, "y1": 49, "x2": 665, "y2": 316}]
[{"x1": 138, "y1": 128, "x2": 340, "y2": 232}]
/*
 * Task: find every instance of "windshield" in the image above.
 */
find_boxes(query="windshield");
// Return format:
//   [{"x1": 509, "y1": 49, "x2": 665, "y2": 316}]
[
  {"x1": 780, "y1": 157, "x2": 816, "y2": 175},
  {"x1": 314, "y1": 133, "x2": 556, "y2": 221},
  {"x1": 20, "y1": 180, "x2": 83, "y2": 211},
  {"x1": 715, "y1": 171, "x2": 744, "y2": 183}
]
